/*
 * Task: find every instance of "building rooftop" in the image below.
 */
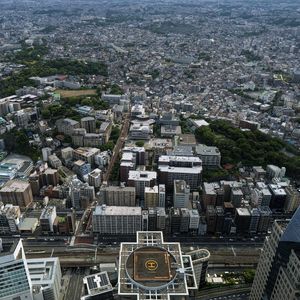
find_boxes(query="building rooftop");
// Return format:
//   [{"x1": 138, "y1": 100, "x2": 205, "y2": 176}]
[
  {"x1": 159, "y1": 155, "x2": 201, "y2": 164},
  {"x1": 18, "y1": 218, "x2": 38, "y2": 231},
  {"x1": 40, "y1": 206, "x2": 56, "y2": 220},
  {"x1": 101, "y1": 185, "x2": 135, "y2": 192},
  {"x1": 280, "y1": 207, "x2": 300, "y2": 243},
  {"x1": 74, "y1": 147, "x2": 100, "y2": 157},
  {"x1": 81, "y1": 116, "x2": 95, "y2": 122},
  {"x1": 43, "y1": 168, "x2": 57, "y2": 175},
  {"x1": 236, "y1": 207, "x2": 251, "y2": 216},
  {"x1": 174, "y1": 180, "x2": 189, "y2": 193},
  {"x1": 118, "y1": 231, "x2": 197, "y2": 300},
  {"x1": 145, "y1": 186, "x2": 158, "y2": 194},
  {"x1": 190, "y1": 119, "x2": 209, "y2": 128},
  {"x1": 178, "y1": 134, "x2": 196, "y2": 145},
  {"x1": 94, "y1": 205, "x2": 141, "y2": 216},
  {"x1": 0, "y1": 179, "x2": 30, "y2": 192},
  {"x1": 82, "y1": 271, "x2": 113, "y2": 298},
  {"x1": 159, "y1": 165, "x2": 202, "y2": 174},
  {"x1": 196, "y1": 144, "x2": 220, "y2": 156},
  {"x1": 128, "y1": 170, "x2": 157, "y2": 181},
  {"x1": 269, "y1": 184, "x2": 287, "y2": 196},
  {"x1": 0, "y1": 238, "x2": 19, "y2": 257},
  {"x1": 203, "y1": 182, "x2": 220, "y2": 195},
  {"x1": 89, "y1": 169, "x2": 101, "y2": 177},
  {"x1": 27, "y1": 257, "x2": 59, "y2": 284}
]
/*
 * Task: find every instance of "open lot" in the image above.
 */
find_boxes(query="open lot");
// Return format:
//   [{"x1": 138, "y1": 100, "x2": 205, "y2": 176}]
[{"x1": 55, "y1": 89, "x2": 97, "y2": 98}]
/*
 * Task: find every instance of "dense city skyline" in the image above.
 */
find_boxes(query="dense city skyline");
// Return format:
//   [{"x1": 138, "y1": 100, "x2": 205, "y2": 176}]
[{"x1": 0, "y1": 0, "x2": 299, "y2": 299}]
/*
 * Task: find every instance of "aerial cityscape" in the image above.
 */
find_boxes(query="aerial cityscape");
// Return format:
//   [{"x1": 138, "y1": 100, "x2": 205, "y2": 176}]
[{"x1": 0, "y1": 0, "x2": 300, "y2": 299}]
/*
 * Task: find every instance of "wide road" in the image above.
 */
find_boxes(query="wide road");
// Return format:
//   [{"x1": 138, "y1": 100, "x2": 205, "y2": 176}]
[
  {"x1": 103, "y1": 111, "x2": 131, "y2": 181},
  {"x1": 22, "y1": 239, "x2": 263, "y2": 267},
  {"x1": 64, "y1": 268, "x2": 85, "y2": 300},
  {"x1": 196, "y1": 287, "x2": 251, "y2": 300}
]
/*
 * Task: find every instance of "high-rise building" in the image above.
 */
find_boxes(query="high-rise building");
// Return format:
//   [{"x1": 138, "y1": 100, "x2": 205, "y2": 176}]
[
  {"x1": 123, "y1": 147, "x2": 146, "y2": 166},
  {"x1": 99, "y1": 185, "x2": 136, "y2": 206},
  {"x1": 69, "y1": 179, "x2": 95, "y2": 209},
  {"x1": 81, "y1": 271, "x2": 114, "y2": 300},
  {"x1": 170, "y1": 208, "x2": 181, "y2": 234},
  {"x1": 88, "y1": 169, "x2": 101, "y2": 188},
  {"x1": 27, "y1": 257, "x2": 61, "y2": 300},
  {"x1": 144, "y1": 186, "x2": 159, "y2": 208},
  {"x1": 128, "y1": 170, "x2": 157, "y2": 200},
  {"x1": 118, "y1": 231, "x2": 197, "y2": 299},
  {"x1": 202, "y1": 182, "x2": 218, "y2": 210},
  {"x1": 249, "y1": 208, "x2": 260, "y2": 235},
  {"x1": 43, "y1": 168, "x2": 59, "y2": 186},
  {"x1": 148, "y1": 208, "x2": 157, "y2": 231},
  {"x1": 284, "y1": 186, "x2": 300, "y2": 213},
  {"x1": 158, "y1": 184, "x2": 166, "y2": 207},
  {"x1": 158, "y1": 155, "x2": 202, "y2": 191},
  {"x1": 156, "y1": 207, "x2": 166, "y2": 231},
  {"x1": 0, "y1": 180, "x2": 33, "y2": 207},
  {"x1": 257, "y1": 206, "x2": 272, "y2": 234},
  {"x1": 173, "y1": 180, "x2": 190, "y2": 208},
  {"x1": 73, "y1": 147, "x2": 100, "y2": 165},
  {"x1": 206, "y1": 205, "x2": 216, "y2": 234},
  {"x1": 230, "y1": 188, "x2": 243, "y2": 207},
  {"x1": 0, "y1": 204, "x2": 20, "y2": 234},
  {"x1": 180, "y1": 208, "x2": 190, "y2": 233},
  {"x1": 215, "y1": 206, "x2": 224, "y2": 234},
  {"x1": 251, "y1": 187, "x2": 272, "y2": 207},
  {"x1": 0, "y1": 239, "x2": 33, "y2": 300},
  {"x1": 42, "y1": 147, "x2": 52, "y2": 162},
  {"x1": 250, "y1": 207, "x2": 300, "y2": 300},
  {"x1": 187, "y1": 249, "x2": 210, "y2": 289},
  {"x1": 0, "y1": 238, "x2": 62, "y2": 300},
  {"x1": 40, "y1": 206, "x2": 57, "y2": 233},
  {"x1": 48, "y1": 154, "x2": 62, "y2": 169},
  {"x1": 81, "y1": 117, "x2": 96, "y2": 133},
  {"x1": 195, "y1": 144, "x2": 221, "y2": 169},
  {"x1": 56, "y1": 118, "x2": 80, "y2": 136},
  {"x1": 268, "y1": 184, "x2": 287, "y2": 210},
  {"x1": 72, "y1": 128, "x2": 86, "y2": 147},
  {"x1": 84, "y1": 133, "x2": 103, "y2": 148},
  {"x1": 189, "y1": 209, "x2": 200, "y2": 232},
  {"x1": 99, "y1": 122, "x2": 112, "y2": 143},
  {"x1": 92, "y1": 205, "x2": 142, "y2": 235},
  {"x1": 61, "y1": 147, "x2": 74, "y2": 161},
  {"x1": 120, "y1": 152, "x2": 135, "y2": 184},
  {"x1": 235, "y1": 208, "x2": 251, "y2": 234}
]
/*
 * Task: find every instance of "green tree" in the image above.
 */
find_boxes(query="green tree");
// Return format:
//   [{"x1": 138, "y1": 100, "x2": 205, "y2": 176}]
[
  {"x1": 41, "y1": 109, "x2": 51, "y2": 119},
  {"x1": 136, "y1": 140, "x2": 145, "y2": 147},
  {"x1": 243, "y1": 269, "x2": 255, "y2": 284}
]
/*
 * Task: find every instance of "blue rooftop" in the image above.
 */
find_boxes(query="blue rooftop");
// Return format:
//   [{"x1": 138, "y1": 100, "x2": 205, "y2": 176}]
[{"x1": 281, "y1": 207, "x2": 300, "y2": 243}]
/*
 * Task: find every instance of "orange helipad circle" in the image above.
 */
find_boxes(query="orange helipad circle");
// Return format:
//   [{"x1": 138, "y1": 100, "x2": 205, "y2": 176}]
[{"x1": 145, "y1": 259, "x2": 158, "y2": 271}]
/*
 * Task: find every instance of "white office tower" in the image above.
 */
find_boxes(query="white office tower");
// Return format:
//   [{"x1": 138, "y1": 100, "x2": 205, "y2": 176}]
[
  {"x1": 250, "y1": 207, "x2": 300, "y2": 300},
  {"x1": 0, "y1": 239, "x2": 33, "y2": 300},
  {"x1": 173, "y1": 180, "x2": 190, "y2": 208},
  {"x1": 187, "y1": 249, "x2": 210, "y2": 288},
  {"x1": 118, "y1": 231, "x2": 197, "y2": 299},
  {"x1": 189, "y1": 209, "x2": 200, "y2": 231},
  {"x1": 40, "y1": 206, "x2": 57, "y2": 233},
  {"x1": 42, "y1": 147, "x2": 52, "y2": 162},
  {"x1": 128, "y1": 170, "x2": 157, "y2": 200},
  {"x1": 81, "y1": 271, "x2": 114, "y2": 300},
  {"x1": 27, "y1": 257, "x2": 62, "y2": 300},
  {"x1": 88, "y1": 169, "x2": 101, "y2": 188},
  {"x1": 158, "y1": 184, "x2": 166, "y2": 207},
  {"x1": 92, "y1": 205, "x2": 142, "y2": 235},
  {"x1": 69, "y1": 179, "x2": 95, "y2": 209}
]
